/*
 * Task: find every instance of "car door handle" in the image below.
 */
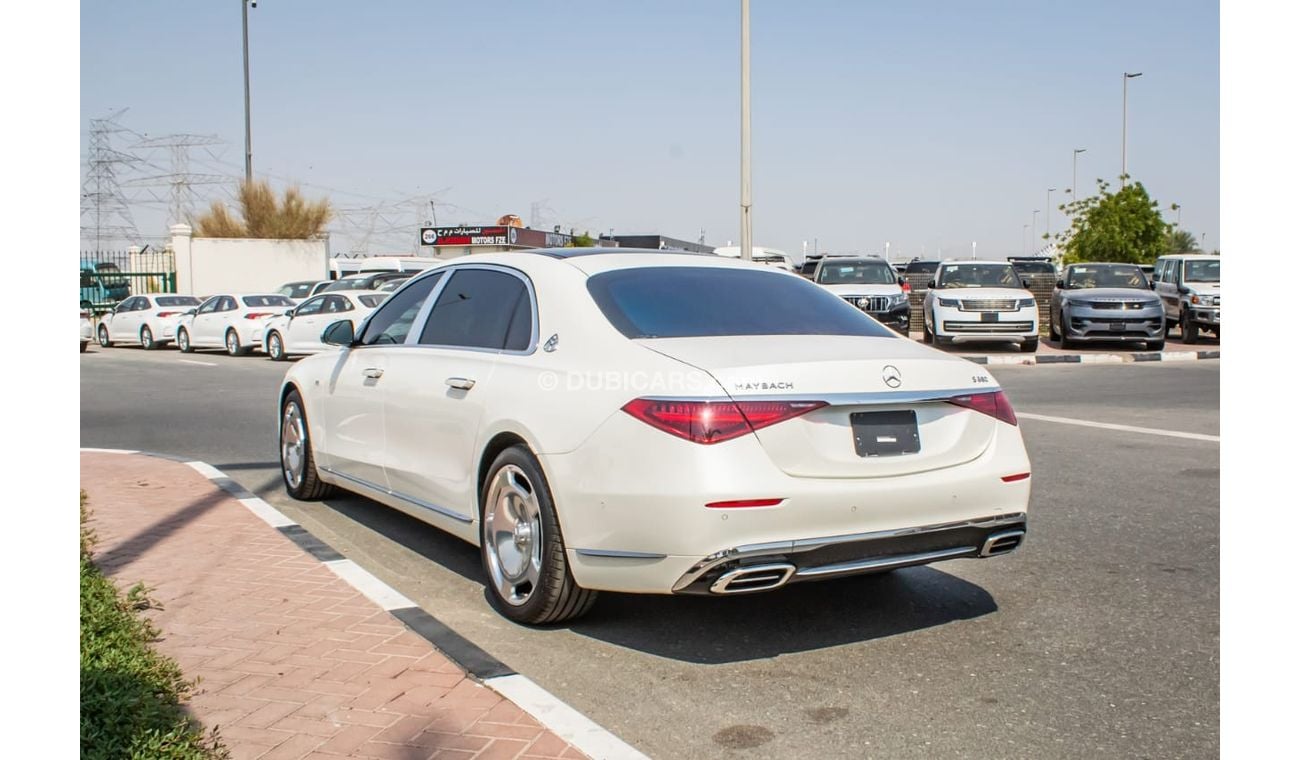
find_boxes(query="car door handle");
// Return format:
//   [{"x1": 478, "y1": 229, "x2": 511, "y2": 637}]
[
  {"x1": 363, "y1": 368, "x2": 384, "y2": 379},
  {"x1": 445, "y1": 377, "x2": 475, "y2": 390}
]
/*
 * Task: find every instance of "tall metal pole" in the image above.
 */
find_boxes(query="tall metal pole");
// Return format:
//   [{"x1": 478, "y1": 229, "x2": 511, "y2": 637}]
[
  {"x1": 242, "y1": 0, "x2": 253, "y2": 185},
  {"x1": 740, "y1": 0, "x2": 752, "y2": 261},
  {"x1": 1022, "y1": 224, "x2": 1029, "y2": 255},
  {"x1": 1122, "y1": 72, "x2": 1142, "y2": 187},
  {"x1": 1046, "y1": 188, "x2": 1056, "y2": 239},
  {"x1": 1031, "y1": 210, "x2": 1040, "y2": 248},
  {"x1": 1072, "y1": 148, "x2": 1086, "y2": 207}
]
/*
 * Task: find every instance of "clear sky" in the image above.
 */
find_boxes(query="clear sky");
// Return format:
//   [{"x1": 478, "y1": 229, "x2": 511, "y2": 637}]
[{"x1": 80, "y1": 1, "x2": 1219, "y2": 260}]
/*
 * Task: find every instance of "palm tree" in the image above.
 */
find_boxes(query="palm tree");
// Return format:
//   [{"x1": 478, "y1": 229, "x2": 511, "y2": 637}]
[{"x1": 1167, "y1": 229, "x2": 1199, "y2": 253}]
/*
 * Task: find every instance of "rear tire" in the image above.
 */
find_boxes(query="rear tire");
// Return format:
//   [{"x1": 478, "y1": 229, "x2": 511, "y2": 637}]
[
  {"x1": 480, "y1": 446, "x2": 597, "y2": 625},
  {"x1": 140, "y1": 325, "x2": 155, "y2": 350},
  {"x1": 280, "y1": 389, "x2": 335, "y2": 500},
  {"x1": 1021, "y1": 337, "x2": 1039, "y2": 353},
  {"x1": 97, "y1": 325, "x2": 112, "y2": 348},
  {"x1": 177, "y1": 328, "x2": 193, "y2": 353},
  {"x1": 226, "y1": 328, "x2": 249, "y2": 356},
  {"x1": 267, "y1": 331, "x2": 287, "y2": 361},
  {"x1": 80, "y1": 341, "x2": 89, "y2": 353}
]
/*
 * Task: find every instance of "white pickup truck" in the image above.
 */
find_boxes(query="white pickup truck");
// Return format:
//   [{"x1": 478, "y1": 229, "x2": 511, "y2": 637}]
[{"x1": 1152, "y1": 254, "x2": 1220, "y2": 343}]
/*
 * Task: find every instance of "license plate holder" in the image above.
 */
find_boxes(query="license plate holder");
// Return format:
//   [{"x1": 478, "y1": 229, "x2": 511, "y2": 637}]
[
  {"x1": 851, "y1": 410, "x2": 921, "y2": 457},
  {"x1": 1109, "y1": 322, "x2": 1125, "y2": 331},
  {"x1": 981, "y1": 312, "x2": 998, "y2": 323}
]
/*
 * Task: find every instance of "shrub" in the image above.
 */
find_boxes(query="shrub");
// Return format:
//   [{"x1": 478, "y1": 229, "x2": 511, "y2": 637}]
[{"x1": 195, "y1": 179, "x2": 331, "y2": 239}]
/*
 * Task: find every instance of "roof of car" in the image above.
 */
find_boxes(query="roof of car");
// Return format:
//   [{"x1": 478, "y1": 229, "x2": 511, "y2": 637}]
[
  {"x1": 1157, "y1": 253, "x2": 1220, "y2": 260},
  {"x1": 936, "y1": 259, "x2": 1017, "y2": 266}
]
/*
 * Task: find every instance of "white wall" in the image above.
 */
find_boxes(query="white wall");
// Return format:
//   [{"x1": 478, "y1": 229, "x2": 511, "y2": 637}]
[{"x1": 171, "y1": 224, "x2": 329, "y2": 295}]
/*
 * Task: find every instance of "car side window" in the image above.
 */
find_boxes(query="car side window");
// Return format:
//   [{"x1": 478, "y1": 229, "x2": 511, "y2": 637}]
[
  {"x1": 295, "y1": 297, "x2": 325, "y2": 316},
  {"x1": 325, "y1": 295, "x2": 352, "y2": 313},
  {"x1": 418, "y1": 269, "x2": 531, "y2": 350},
  {"x1": 358, "y1": 272, "x2": 443, "y2": 346},
  {"x1": 197, "y1": 297, "x2": 220, "y2": 314}
]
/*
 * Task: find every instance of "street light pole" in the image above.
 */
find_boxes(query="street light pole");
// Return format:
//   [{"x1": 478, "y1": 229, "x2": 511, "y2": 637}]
[
  {"x1": 1072, "y1": 148, "x2": 1086, "y2": 207},
  {"x1": 1046, "y1": 188, "x2": 1056, "y2": 240},
  {"x1": 1031, "y1": 209, "x2": 1040, "y2": 249},
  {"x1": 1022, "y1": 224, "x2": 1030, "y2": 255},
  {"x1": 242, "y1": 0, "x2": 254, "y2": 185},
  {"x1": 739, "y1": 0, "x2": 752, "y2": 261},
  {"x1": 1122, "y1": 72, "x2": 1142, "y2": 187}
]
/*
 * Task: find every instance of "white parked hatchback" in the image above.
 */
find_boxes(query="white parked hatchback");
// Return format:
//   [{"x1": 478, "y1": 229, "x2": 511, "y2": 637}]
[
  {"x1": 262, "y1": 290, "x2": 388, "y2": 361},
  {"x1": 922, "y1": 260, "x2": 1040, "y2": 352},
  {"x1": 278, "y1": 250, "x2": 1031, "y2": 624},
  {"x1": 96, "y1": 294, "x2": 205, "y2": 350},
  {"x1": 177, "y1": 293, "x2": 296, "y2": 356}
]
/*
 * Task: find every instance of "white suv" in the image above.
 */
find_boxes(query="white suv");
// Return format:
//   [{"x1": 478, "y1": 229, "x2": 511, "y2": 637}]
[
  {"x1": 923, "y1": 260, "x2": 1039, "y2": 352},
  {"x1": 1152, "y1": 254, "x2": 1219, "y2": 344}
]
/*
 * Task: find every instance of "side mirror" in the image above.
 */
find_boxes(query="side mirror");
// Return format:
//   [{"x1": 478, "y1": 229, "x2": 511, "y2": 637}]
[
  {"x1": 284, "y1": 308, "x2": 294, "y2": 316},
  {"x1": 1055, "y1": 279, "x2": 1064, "y2": 289},
  {"x1": 927, "y1": 279, "x2": 936, "y2": 289},
  {"x1": 321, "y1": 319, "x2": 355, "y2": 347},
  {"x1": 185, "y1": 309, "x2": 197, "y2": 316},
  {"x1": 1021, "y1": 277, "x2": 1033, "y2": 289},
  {"x1": 1149, "y1": 280, "x2": 1157, "y2": 290}
]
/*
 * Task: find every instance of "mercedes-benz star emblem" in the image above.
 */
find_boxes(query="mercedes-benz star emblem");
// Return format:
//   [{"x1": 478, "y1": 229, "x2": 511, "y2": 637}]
[{"x1": 882, "y1": 365, "x2": 902, "y2": 388}]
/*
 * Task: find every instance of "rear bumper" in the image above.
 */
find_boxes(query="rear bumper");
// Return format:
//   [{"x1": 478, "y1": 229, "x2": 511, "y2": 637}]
[{"x1": 672, "y1": 513, "x2": 1026, "y2": 594}]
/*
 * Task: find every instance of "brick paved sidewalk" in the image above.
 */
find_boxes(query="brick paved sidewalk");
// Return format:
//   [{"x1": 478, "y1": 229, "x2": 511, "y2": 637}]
[{"x1": 81, "y1": 452, "x2": 587, "y2": 760}]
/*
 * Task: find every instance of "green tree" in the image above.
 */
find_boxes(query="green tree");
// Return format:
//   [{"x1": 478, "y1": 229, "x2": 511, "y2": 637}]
[
  {"x1": 1166, "y1": 228, "x2": 1199, "y2": 254},
  {"x1": 566, "y1": 231, "x2": 597, "y2": 247},
  {"x1": 1057, "y1": 178, "x2": 1169, "y2": 265},
  {"x1": 195, "y1": 180, "x2": 332, "y2": 239}
]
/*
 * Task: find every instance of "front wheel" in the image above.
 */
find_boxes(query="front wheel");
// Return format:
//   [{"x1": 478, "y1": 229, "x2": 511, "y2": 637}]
[
  {"x1": 80, "y1": 341, "x2": 89, "y2": 353},
  {"x1": 280, "y1": 389, "x2": 335, "y2": 500},
  {"x1": 267, "y1": 331, "x2": 287, "y2": 361},
  {"x1": 1021, "y1": 337, "x2": 1040, "y2": 353},
  {"x1": 1182, "y1": 312, "x2": 1200, "y2": 344},
  {"x1": 97, "y1": 325, "x2": 112, "y2": 348},
  {"x1": 1048, "y1": 312, "x2": 1060, "y2": 342},
  {"x1": 1147, "y1": 339, "x2": 1165, "y2": 351},
  {"x1": 481, "y1": 446, "x2": 596, "y2": 625},
  {"x1": 177, "y1": 328, "x2": 193, "y2": 353},
  {"x1": 140, "y1": 325, "x2": 155, "y2": 350}
]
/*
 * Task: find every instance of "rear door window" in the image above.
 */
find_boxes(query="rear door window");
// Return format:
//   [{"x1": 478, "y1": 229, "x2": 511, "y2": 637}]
[{"x1": 418, "y1": 269, "x2": 532, "y2": 350}]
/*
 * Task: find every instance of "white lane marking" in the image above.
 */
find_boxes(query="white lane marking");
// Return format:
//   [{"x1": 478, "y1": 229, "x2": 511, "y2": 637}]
[
  {"x1": 322, "y1": 559, "x2": 415, "y2": 611},
  {"x1": 185, "y1": 461, "x2": 227, "y2": 480},
  {"x1": 484, "y1": 673, "x2": 651, "y2": 760},
  {"x1": 237, "y1": 497, "x2": 296, "y2": 528},
  {"x1": 178, "y1": 359, "x2": 218, "y2": 366},
  {"x1": 1018, "y1": 412, "x2": 1219, "y2": 442},
  {"x1": 80, "y1": 447, "x2": 138, "y2": 455}
]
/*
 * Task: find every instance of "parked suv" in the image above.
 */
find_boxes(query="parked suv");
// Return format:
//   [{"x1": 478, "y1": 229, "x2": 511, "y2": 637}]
[
  {"x1": 812, "y1": 256, "x2": 910, "y2": 333},
  {"x1": 923, "y1": 260, "x2": 1039, "y2": 351},
  {"x1": 1049, "y1": 262, "x2": 1164, "y2": 350},
  {"x1": 1152, "y1": 254, "x2": 1220, "y2": 343}
]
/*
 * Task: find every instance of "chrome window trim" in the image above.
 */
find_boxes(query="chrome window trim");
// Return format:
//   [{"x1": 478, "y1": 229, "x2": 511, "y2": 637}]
[
  {"x1": 406, "y1": 263, "x2": 540, "y2": 356},
  {"x1": 352, "y1": 270, "x2": 446, "y2": 347},
  {"x1": 320, "y1": 466, "x2": 473, "y2": 524}
]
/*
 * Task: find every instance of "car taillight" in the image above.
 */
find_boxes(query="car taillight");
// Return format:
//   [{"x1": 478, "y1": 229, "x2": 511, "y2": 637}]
[
  {"x1": 900, "y1": 281, "x2": 911, "y2": 294},
  {"x1": 946, "y1": 390, "x2": 1018, "y2": 426},
  {"x1": 621, "y1": 399, "x2": 827, "y2": 444},
  {"x1": 244, "y1": 312, "x2": 274, "y2": 319},
  {"x1": 156, "y1": 311, "x2": 181, "y2": 318}
]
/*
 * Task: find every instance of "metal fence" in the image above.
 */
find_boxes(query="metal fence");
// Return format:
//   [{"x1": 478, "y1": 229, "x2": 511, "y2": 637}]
[{"x1": 80, "y1": 249, "x2": 177, "y2": 313}]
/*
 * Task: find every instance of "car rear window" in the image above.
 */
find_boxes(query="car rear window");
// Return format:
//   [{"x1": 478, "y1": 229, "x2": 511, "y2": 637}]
[
  {"x1": 242, "y1": 295, "x2": 294, "y2": 307},
  {"x1": 357, "y1": 294, "x2": 387, "y2": 308},
  {"x1": 1011, "y1": 261, "x2": 1056, "y2": 275},
  {"x1": 904, "y1": 261, "x2": 939, "y2": 275},
  {"x1": 586, "y1": 266, "x2": 896, "y2": 339},
  {"x1": 155, "y1": 296, "x2": 201, "y2": 307}
]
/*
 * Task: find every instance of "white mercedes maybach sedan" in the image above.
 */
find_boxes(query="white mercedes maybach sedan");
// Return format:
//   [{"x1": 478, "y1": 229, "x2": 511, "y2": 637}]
[
  {"x1": 262, "y1": 290, "x2": 388, "y2": 361},
  {"x1": 177, "y1": 293, "x2": 296, "y2": 355},
  {"x1": 923, "y1": 260, "x2": 1040, "y2": 352},
  {"x1": 277, "y1": 250, "x2": 1031, "y2": 624}
]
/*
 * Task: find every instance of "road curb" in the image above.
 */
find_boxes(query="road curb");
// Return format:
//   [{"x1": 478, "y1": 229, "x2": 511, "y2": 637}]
[
  {"x1": 961, "y1": 349, "x2": 1220, "y2": 366},
  {"x1": 79, "y1": 447, "x2": 649, "y2": 760}
]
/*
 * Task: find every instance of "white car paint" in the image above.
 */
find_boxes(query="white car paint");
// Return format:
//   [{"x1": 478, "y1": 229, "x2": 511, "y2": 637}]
[
  {"x1": 922, "y1": 260, "x2": 1039, "y2": 349},
  {"x1": 262, "y1": 290, "x2": 388, "y2": 359},
  {"x1": 177, "y1": 293, "x2": 296, "y2": 355},
  {"x1": 279, "y1": 250, "x2": 1030, "y2": 621},
  {"x1": 80, "y1": 309, "x2": 93, "y2": 352},
  {"x1": 96, "y1": 294, "x2": 205, "y2": 349}
]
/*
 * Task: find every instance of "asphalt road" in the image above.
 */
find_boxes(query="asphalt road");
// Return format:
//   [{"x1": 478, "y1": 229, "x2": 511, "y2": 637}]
[{"x1": 80, "y1": 347, "x2": 1220, "y2": 759}]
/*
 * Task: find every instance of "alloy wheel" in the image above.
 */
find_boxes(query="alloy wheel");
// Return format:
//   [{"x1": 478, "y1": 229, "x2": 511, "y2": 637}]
[
  {"x1": 280, "y1": 401, "x2": 306, "y2": 489},
  {"x1": 484, "y1": 465, "x2": 544, "y2": 606}
]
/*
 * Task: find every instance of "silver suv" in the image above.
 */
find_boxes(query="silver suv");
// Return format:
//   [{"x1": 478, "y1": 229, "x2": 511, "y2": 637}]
[
  {"x1": 1152, "y1": 254, "x2": 1220, "y2": 344},
  {"x1": 1049, "y1": 262, "x2": 1165, "y2": 350}
]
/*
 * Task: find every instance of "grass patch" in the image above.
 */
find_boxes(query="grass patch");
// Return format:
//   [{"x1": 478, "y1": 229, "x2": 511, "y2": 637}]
[{"x1": 81, "y1": 495, "x2": 227, "y2": 759}]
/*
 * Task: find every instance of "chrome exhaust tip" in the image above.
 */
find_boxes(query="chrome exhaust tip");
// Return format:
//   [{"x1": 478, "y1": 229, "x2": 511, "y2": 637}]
[
  {"x1": 709, "y1": 563, "x2": 796, "y2": 594},
  {"x1": 980, "y1": 529, "x2": 1025, "y2": 557}
]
